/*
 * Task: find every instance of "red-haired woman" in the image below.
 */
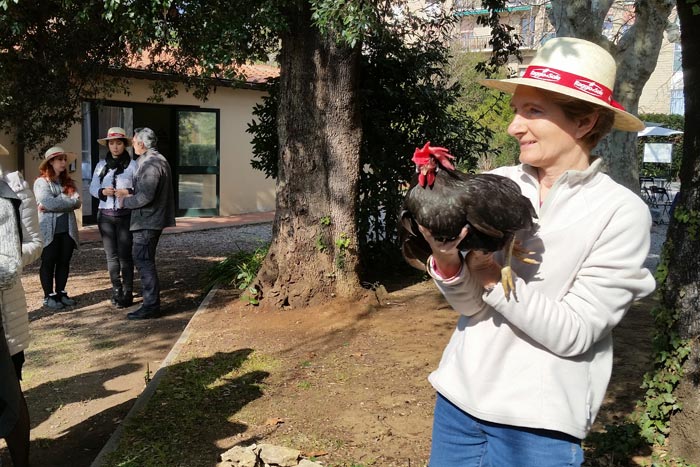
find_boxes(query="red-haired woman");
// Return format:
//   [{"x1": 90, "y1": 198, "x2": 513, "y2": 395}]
[{"x1": 33, "y1": 146, "x2": 81, "y2": 309}]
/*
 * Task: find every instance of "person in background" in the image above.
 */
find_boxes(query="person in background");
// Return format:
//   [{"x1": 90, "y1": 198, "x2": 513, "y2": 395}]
[
  {"x1": 34, "y1": 146, "x2": 81, "y2": 310},
  {"x1": 422, "y1": 38, "x2": 656, "y2": 466},
  {"x1": 90, "y1": 127, "x2": 137, "y2": 308},
  {"x1": 0, "y1": 142, "x2": 42, "y2": 466},
  {"x1": 116, "y1": 128, "x2": 175, "y2": 320},
  {"x1": 0, "y1": 144, "x2": 30, "y2": 466}
]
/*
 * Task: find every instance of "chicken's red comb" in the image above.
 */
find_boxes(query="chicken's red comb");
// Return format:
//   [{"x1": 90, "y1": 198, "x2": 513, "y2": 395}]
[{"x1": 412, "y1": 142, "x2": 455, "y2": 170}]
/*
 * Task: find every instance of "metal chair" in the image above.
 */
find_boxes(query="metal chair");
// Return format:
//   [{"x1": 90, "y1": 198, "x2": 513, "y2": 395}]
[{"x1": 649, "y1": 185, "x2": 672, "y2": 224}]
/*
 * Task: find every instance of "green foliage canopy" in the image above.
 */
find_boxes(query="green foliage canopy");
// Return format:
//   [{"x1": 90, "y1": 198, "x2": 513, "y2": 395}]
[{"x1": 0, "y1": 0, "x2": 130, "y2": 152}]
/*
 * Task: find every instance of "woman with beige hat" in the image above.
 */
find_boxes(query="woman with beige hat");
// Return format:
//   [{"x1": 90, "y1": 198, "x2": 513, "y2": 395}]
[
  {"x1": 421, "y1": 37, "x2": 656, "y2": 466},
  {"x1": 89, "y1": 127, "x2": 137, "y2": 308},
  {"x1": 33, "y1": 146, "x2": 81, "y2": 310}
]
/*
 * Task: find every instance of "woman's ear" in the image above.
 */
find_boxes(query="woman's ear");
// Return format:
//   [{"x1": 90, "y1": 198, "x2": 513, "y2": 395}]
[{"x1": 576, "y1": 112, "x2": 599, "y2": 139}]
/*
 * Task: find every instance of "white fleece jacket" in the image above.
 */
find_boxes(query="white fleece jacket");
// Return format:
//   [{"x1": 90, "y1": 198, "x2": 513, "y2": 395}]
[
  {"x1": 0, "y1": 170, "x2": 43, "y2": 356},
  {"x1": 427, "y1": 158, "x2": 656, "y2": 440}
]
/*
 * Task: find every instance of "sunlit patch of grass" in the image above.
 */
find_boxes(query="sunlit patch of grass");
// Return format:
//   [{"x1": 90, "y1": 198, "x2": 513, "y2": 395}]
[
  {"x1": 25, "y1": 328, "x2": 87, "y2": 369},
  {"x1": 297, "y1": 380, "x2": 312, "y2": 389},
  {"x1": 101, "y1": 349, "x2": 276, "y2": 467},
  {"x1": 92, "y1": 338, "x2": 118, "y2": 350}
]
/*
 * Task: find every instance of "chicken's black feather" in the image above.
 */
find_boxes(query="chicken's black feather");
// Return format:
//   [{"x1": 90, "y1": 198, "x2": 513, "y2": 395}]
[{"x1": 400, "y1": 165, "x2": 537, "y2": 270}]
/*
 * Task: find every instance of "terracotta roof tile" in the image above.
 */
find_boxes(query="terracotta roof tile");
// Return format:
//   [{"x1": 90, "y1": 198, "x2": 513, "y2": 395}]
[{"x1": 125, "y1": 49, "x2": 279, "y2": 85}]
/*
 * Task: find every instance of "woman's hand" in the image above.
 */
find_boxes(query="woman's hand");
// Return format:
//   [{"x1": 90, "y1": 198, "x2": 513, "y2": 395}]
[
  {"x1": 418, "y1": 224, "x2": 468, "y2": 278},
  {"x1": 114, "y1": 189, "x2": 130, "y2": 199},
  {"x1": 102, "y1": 187, "x2": 115, "y2": 197},
  {"x1": 466, "y1": 251, "x2": 501, "y2": 290}
]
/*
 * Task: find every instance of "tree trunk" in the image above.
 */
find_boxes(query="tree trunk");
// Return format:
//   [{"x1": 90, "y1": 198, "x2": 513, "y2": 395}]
[
  {"x1": 667, "y1": 1, "x2": 700, "y2": 461},
  {"x1": 255, "y1": 2, "x2": 366, "y2": 308},
  {"x1": 549, "y1": 0, "x2": 673, "y2": 192}
]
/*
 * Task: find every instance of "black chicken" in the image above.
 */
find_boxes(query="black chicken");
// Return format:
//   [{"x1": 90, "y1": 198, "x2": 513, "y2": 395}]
[{"x1": 400, "y1": 142, "x2": 537, "y2": 299}]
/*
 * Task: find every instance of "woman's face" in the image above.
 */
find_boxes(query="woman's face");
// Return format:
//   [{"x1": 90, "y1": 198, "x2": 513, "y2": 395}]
[
  {"x1": 507, "y1": 86, "x2": 589, "y2": 172},
  {"x1": 50, "y1": 155, "x2": 68, "y2": 175},
  {"x1": 108, "y1": 139, "x2": 126, "y2": 157}
]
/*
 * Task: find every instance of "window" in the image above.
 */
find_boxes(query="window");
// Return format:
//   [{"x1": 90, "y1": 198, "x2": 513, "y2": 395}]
[
  {"x1": 670, "y1": 88, "x2": 684, "y2": 115},
  {"x1": 673, "y1": 43, "x2": 682, "y2": 73}
]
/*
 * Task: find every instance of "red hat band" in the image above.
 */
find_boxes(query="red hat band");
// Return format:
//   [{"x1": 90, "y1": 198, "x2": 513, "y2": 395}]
[{"x1": 523, "y1": 65, "x2": 626, "y2": 111}]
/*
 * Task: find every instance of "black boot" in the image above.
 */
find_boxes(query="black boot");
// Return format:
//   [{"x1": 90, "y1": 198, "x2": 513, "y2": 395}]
[
  {"x1": 111, "y1": 287, "x2": 123, "y2": 306},
  {"x1": 117, "y1": 290, "x2": 133, "y2": 308}
]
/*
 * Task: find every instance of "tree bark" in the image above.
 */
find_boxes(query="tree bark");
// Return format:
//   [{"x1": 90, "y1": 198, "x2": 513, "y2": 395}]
[
  {"x1": 548, "y1": 0, "x2": 674, "y2": 192},
  {"x1": 255, "y1": 2, "x2": 366, "y2": 308},
  {"x1": 667, "y1": 1, "x2": 700, "y2": 461}
]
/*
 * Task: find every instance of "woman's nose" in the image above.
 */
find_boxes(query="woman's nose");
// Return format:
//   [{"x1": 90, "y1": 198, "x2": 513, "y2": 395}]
[{"x1": 507, "y1": 114, "x2": 526, "y2": 137}]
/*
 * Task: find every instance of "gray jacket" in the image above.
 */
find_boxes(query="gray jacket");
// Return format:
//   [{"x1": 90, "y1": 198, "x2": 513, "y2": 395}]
[
  {"x1": 33, "y1": 177, "x2": 81, "y2": 249},
  {"x1": 122, "y1": 148, "x2": 176, "y2": 231}
]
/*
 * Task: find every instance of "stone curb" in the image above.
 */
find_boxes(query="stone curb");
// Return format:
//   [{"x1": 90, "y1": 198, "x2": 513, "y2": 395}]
[{"x1": 90, "y1": 285, "x2": 220, "y2": 467}]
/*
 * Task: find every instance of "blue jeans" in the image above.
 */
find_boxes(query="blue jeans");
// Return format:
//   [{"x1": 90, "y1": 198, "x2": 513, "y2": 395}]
[
  {"x1": 132, "y1": 229, "x2": 162, "y2": 312},
  {"x1": 98, "y1": 211, "x2": 134, "y2": 293},
  {"x1": 430, "y1": 393, "x2": 583, "y2": 467}
]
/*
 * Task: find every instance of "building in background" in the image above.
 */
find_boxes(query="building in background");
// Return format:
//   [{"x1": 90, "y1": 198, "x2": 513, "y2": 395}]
[
  {"x1": 446, "y1": 0, "x2": 682, "y2": 115},
  {"x1": 0, "y1": 64, "x2": 278, "y2": 226}
]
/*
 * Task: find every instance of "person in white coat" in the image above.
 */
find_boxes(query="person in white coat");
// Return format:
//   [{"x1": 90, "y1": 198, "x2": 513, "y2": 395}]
[
  {"x1": 0, "y1": 142, "x2": 33, "y2": 466},
  {"x1": 89, "y1": 127, "x2": 137, "y2": 307},
  {"x1": 421, "y1": 38, "x2": 656, "y2": 467}
]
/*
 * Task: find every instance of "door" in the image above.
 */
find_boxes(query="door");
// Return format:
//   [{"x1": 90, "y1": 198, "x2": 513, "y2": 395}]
[{"x1": 175, "y1": 110, "x2": 220, "y2": 217}]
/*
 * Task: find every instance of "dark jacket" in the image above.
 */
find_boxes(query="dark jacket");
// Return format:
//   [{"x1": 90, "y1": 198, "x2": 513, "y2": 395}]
[{"x1": 123, "y1": 148, "x2": 176, "y2": 231}]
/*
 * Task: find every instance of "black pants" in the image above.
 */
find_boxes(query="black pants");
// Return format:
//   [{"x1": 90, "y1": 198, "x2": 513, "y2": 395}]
[
  {"x1": 132, "y1": 229, "x2": 162, "y2": 312},
  {"x1": 39, "y1": 232, "x2": 76, "y2": 297},
  {"x1": 98, "y1": 211, "x2": 134, "y2": 293},
  {"x1": 0, "y1": 327, "x2": 21, "y2": 438}
]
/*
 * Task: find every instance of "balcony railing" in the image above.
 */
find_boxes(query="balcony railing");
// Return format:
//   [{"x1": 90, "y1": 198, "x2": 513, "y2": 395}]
[{"x1": 453, "y1": 32, "x2": 539, "y2": 52}]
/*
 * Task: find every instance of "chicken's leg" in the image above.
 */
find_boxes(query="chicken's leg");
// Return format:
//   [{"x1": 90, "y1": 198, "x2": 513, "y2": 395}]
[
  {"x1": 501, "y1": 237, "x2": 539, "y2": 301},
  {"x1": 501, "y1": 237, "x2": 516, "y2": 300}
]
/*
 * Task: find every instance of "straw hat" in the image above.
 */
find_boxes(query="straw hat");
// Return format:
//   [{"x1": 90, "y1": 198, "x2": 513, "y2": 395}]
[
  {"x1": 39, "y1": 146, "x2": 77, "y2": 170},
  {"x1": 0, "y1": 143, "x2": 8, "y2": 156},
  {"x1": 97, "y1": 127, "x2": 131, "y2": 146},
  {"x1": 479, "y1": 37, "x2": 644, "y2": 132}
]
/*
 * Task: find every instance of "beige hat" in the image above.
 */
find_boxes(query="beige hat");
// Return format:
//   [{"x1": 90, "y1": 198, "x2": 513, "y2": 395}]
[
  {"x1": 479, "y1": 37, "x2": 644, "y2": 132},
  {"x1": 97, "y1": 127, "x2": 131, "y2": 146},
  {"x1": 39, "y1": 146, "x2": 77, "y2": 170},
  {"x1": 0, "y1": 143, "x2": 8, "y2": 156}
]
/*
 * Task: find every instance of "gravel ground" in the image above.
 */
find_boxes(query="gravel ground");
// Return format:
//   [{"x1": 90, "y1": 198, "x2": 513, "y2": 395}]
[{"x1": 152, "y1": 223, "x2": 273, "y2": 255}]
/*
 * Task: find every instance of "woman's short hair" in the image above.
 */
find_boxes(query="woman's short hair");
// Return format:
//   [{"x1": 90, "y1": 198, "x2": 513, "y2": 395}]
[
  {"x1": 541, "y1": 89, "x2": 615, "y2": 150},
  {"x1": 133, "y1": 127, "x2": 158, "y2": 149}
]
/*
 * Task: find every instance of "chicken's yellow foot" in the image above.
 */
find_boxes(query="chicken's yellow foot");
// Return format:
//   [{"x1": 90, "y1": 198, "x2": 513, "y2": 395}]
[
  {"x1": 513, "y1": 243, "x2": 540, "y2": 265},
  {"x1": 501, "y1": 265, "x2": 514, "y2": 300},
  {"x1": 501, "y1": 236, "x2": 518, "y2": 301}
]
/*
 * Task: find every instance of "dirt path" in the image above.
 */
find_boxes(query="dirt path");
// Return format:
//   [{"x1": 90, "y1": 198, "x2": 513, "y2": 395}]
[
  {"x1": 0, "y1": 225, "x2": 271, "y2": 467},
  {"x1": 152, "y1": 279, "x2": 656, "y2": 467}
]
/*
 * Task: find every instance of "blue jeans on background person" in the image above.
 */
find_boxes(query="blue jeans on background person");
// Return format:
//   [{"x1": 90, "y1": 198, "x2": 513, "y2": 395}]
[
  {"x1": 132, "y1": 229, "x2": 162, "y2": 313},
  {"x1": 97, "y1": 211, "x2": 133, "y2": 296},
  {"x1": 430, "y1": 392, "x2": 584, "y2": 467}
]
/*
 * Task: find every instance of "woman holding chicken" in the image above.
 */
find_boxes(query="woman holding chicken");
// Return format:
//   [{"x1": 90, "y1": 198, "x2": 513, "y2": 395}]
[{"x1": 422, "y1": 37, "x2": 655, "y2": 466}]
